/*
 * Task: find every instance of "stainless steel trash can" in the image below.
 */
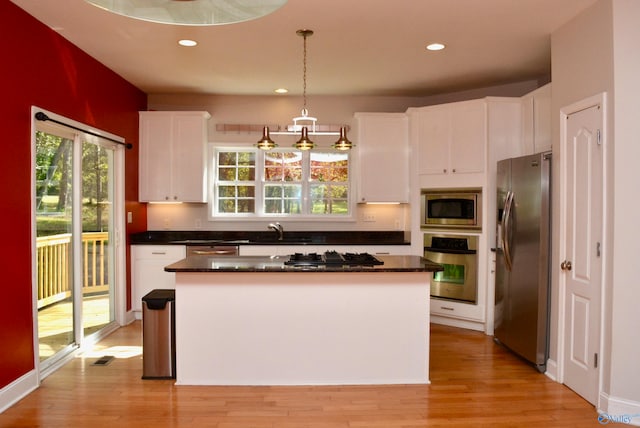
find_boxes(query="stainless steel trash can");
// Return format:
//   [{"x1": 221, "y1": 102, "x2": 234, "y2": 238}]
[{"x1": 142, "y1": 289, "x2": 176, "y2": 379}]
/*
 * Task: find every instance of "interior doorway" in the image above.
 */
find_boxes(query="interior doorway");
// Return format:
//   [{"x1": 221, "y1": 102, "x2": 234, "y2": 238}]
[{"x1": 559, "y1": 94, "x2": 605, "y2": 405}]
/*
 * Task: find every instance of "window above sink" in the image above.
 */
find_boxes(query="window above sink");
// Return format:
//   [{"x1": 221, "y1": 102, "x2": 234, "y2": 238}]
[{"x1": 209, "y1": 144, "x2": 354, "y2": 221}]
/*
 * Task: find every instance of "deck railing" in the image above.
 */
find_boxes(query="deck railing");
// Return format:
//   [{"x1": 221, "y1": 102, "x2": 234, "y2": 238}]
[{"x1": 36, "y1": 232, "x2": 110, "y2": 309}]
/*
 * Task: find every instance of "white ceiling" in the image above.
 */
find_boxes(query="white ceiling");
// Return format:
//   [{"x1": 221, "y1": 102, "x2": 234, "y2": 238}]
[{"x1": 11, "y1": 0, "x2": 597, "y2": 97}]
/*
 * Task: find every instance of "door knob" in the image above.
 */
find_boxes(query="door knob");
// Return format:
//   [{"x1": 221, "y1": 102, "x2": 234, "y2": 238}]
[{"x1": 560, "y1": 260, "x2": 572, "y2": 271}]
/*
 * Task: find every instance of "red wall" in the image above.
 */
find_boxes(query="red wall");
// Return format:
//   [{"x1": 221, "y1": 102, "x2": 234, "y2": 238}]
[{"x1": 0, "y1": 2, "x2": 147, "y2": 388}]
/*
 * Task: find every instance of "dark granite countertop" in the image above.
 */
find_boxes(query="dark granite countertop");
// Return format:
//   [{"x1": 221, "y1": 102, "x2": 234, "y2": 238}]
[
  {"x1": 165, "y1": 255, "x2": 442, "y2": 273},
  {"x1": 130, "y1": 230, "x2": 410, "y2": 246}
]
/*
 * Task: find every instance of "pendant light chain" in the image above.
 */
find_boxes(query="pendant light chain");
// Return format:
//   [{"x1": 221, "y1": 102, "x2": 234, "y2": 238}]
[
  {"x1": 302, "y1": 31, "x2": 307, "y2": 116},
  {"x1": 299, "y1": 29, "x2": 312, "y2": 117}
]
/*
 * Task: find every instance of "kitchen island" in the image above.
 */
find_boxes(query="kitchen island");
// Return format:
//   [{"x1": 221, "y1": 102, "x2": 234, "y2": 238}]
[{"x1": 165, "y1": 254, "x2": 441, "y2": 386}]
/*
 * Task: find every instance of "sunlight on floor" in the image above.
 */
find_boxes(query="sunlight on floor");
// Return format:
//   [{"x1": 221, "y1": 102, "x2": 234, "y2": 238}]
[{"x1": 79, "y1": 345, "x2": 142, "y2": 359}]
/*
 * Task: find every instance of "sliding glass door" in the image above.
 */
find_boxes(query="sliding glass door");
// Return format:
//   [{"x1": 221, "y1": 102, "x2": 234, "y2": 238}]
[
  {"x1": 80, "y1": 141, "x2": 115, "y2": 338},
  {"x1": 35, "y1": 113, "x2": 119, "y2": 372},
  {"x1": 35, "y1": 130, "x2": 76, "y2": 363}
]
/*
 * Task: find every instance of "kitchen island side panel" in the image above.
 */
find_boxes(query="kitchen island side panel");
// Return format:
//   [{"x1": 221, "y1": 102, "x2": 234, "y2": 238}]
[{"x1": 174, "y1": 272, "x2": 430, "y2": 386}]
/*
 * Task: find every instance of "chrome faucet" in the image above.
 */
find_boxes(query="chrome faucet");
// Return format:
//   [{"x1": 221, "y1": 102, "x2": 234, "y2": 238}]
[{"x1": 268, "y1": 222, "x2": 284, "y2": 241}]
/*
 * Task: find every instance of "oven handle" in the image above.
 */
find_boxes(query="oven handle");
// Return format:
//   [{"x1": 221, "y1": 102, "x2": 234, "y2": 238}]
[
  {"x1": 502, "y1": 190, "x2": 514, "y2": 272},
  {"x1": 424, "y1": 247, "x2": 476, "y2": 255}
]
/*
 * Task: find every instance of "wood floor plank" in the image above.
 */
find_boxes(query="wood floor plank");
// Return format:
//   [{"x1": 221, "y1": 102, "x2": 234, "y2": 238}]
[{"x1": 0, "y1": 322, "x2": 601, "y2": 427}]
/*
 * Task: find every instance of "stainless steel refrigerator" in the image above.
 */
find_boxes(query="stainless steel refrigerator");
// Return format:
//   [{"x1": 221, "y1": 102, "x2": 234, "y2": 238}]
[{"x1": 494, "y1": 151, "x2": 551, "y2": 372}]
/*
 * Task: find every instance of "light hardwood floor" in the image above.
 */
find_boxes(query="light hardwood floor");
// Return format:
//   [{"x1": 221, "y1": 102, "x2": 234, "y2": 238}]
[{"x1": 1, "y1": 322, "x2": 601, "y2": 427}]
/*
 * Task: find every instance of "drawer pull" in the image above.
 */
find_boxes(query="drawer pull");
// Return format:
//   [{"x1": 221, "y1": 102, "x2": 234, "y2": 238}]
[
  {"x1": 151, "y1": 252, "x2": 167, "y2": 255},
  {"x1": 440, "y1": 306, "x2": 455, "y2": 311}
]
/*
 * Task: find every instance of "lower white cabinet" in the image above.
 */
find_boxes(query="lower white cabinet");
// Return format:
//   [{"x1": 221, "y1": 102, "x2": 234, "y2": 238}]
[
  {"x1": 131, "y1": 245, "x2": 185, "y2": 319},
  {"x1": 430, "y1": 298, "x2": 486, "y2": 332}
]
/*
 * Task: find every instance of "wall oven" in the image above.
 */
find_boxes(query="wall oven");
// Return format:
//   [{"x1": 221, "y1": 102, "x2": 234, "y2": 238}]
[
  {"x1": 421, "y1": 189, "x2": 482, "y2": 230},
  {"x1": 424, "y1": 233, "x2": 478, "y2": 303}
]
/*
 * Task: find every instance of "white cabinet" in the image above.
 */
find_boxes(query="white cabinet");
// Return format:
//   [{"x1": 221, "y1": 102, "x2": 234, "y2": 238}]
[
  {"x1": 430, "y1": 298, "x2": 486, "y2": 332},
  {"x1": 521, "y1": 83, "x2": 552, "y2": 155},
  {"x1": 408, "y1": 97, "x2": 522, "y2": 333},
  {"x1": 354, "y1": 112, "x2": 409, "y2": 203},
  {"x1": 411, "y1": 99, "x2": 486, "y2": 177},
  {"x1": 139, "y1": 111, "x2": 211, "y2": 202},
  {"x1": 131, "y1": 245, "x2": 185, "y2": 319}
]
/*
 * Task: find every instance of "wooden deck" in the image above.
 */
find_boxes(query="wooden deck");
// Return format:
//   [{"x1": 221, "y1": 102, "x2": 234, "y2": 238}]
[
  {"x1": 38, "y1": 295, "x2": 110, "y2": 360},
  {"x1": 1, "y1": 323, "x2": 602, "y2": 427}
]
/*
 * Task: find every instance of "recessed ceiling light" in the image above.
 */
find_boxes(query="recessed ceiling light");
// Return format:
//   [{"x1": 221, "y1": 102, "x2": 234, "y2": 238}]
[
  {"x1": 178, "y1": 39, "x2": 197, "y2": 47},
  {"x1": 426, "y1": 43, "x2": 445, "y2": 51},
  {"x1": 274, "y1": 88, "x2": 288, "y2": 94}
]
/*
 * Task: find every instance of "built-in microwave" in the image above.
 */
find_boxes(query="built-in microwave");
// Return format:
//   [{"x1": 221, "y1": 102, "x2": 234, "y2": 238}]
[{"x1": 420, "y1": 189, "x2": 482, "y2": 230}]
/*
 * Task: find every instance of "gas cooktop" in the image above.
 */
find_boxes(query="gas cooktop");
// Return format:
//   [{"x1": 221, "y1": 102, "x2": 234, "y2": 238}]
[{"x1": 285, "y1": 251, "x2": 384, "y2": 267}]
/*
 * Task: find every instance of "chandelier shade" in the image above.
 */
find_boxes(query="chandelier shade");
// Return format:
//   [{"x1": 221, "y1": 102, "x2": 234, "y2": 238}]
[{"x1": 84, "y1": 0, "x2": 287, "y2": 26}]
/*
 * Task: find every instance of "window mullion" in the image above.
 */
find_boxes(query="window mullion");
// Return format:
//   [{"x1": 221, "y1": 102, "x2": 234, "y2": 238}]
[
  {"x1": 256, "y1": 150, "x2": 264, "y2": 215},
  {"x1": 301, "y1": 151, "x2": 310, "y2": 215}
]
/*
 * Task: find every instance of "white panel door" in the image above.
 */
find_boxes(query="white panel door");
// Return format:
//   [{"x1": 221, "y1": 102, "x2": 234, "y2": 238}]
[{"x1": 562, "y1": 102, "x2": 603, "y2": 405}]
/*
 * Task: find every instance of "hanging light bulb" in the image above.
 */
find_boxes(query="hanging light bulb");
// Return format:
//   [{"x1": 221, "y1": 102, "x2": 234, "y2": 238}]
[
  {"x1": 294, "y1": 127, "x2": 315, "y2": 150},
  {"x1": 332, "y1": 126, "x2": 354, "y2": 150},
  {"x1": 255, "y1": 126, "x2": 277, "y2": 150}
]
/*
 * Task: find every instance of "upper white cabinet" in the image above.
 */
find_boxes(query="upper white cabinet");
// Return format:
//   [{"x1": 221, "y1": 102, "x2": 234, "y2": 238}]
[
  {"x1": 139, "y1": 111, "x2": 211, "y2": 202},
  {"x1": 354, "y1": 112, "x2": 409, "y2": 203},
  {"x1": 411, "y1": 99, "x2": 486, "y2": 178},
  {"x1": 521, "y1": 83, "x2": 552, "y2": 155}
]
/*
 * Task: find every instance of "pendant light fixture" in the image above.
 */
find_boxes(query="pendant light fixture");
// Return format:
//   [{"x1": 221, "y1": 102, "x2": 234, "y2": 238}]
[
  {"x1": 253, "y1": 28, "x2": 352, "y2": 151},
  {"x1": 332, "y1": 126, "x2": 354, "y2": 151},
  {"x1": 294, "y1": 127, "x2": 315, "y2": 151},
  {"x1": 255, "y1": 126, "x2": 277, "y2": 150}
]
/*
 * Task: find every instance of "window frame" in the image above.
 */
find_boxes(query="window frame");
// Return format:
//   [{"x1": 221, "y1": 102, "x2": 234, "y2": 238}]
[{"x1": 208, "y1": 143, "x2": 355, "y2": 222}]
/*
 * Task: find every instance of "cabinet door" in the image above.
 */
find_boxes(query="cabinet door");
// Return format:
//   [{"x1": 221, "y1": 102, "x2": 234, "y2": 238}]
[
  {"x1": 415, "y1": 106, "x2": 451, "y2": 175},
  {"x1": 450, "y1": 100, "x2": 485, "y2": 174},
  {"x1": 356, "y1": 113, "x2": 409, "y2": 203},
  {"x1": 532, "y1": 85, "x2": 552, "y2": 153},
  {"x1": 521, "y1": 84, "x2": 552, "y2": 155},
  {"x1": 521, "y1": 95, "x2": 535, "y2": 155},
  {"x1": 139, "y1": 113, "x2": 173, "y2": 202},
  {"x1": 172, "y1": 113, "x2": 209, "y2": 202},
  {"x1": 139, "y1": 111, "x2": 210, "y2": 203}
]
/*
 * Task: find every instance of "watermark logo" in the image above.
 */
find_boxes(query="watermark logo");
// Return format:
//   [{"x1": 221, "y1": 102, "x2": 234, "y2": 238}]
[{"x1": 598, "y1": 413, "x2": 640, "y2": 425}]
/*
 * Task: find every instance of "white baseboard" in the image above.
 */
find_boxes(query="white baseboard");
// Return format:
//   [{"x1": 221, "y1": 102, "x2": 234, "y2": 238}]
[
  {"x1": 430, "y1": 315, "x2": 484, "y2": 332},
  {"x1": 0, "y1": 370, "x2": 38, "y2": 414},
  {"x1": 124, "y1": 309, "x2": 137, "y2": 324},
  {"x1": 599, "y1": 393, "x2": 640, "y2": 426},
  {"x1": 544, "y1": 358, "x2": 558, "y2": 381}
]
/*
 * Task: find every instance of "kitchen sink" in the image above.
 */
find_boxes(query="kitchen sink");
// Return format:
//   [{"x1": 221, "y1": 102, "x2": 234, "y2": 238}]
[
  {"x1": 170, "y1": 239, "x2": 250, "y2": 244},
  {"x1": 249, "y1": 237, "x2": 313, "y2": 244}
]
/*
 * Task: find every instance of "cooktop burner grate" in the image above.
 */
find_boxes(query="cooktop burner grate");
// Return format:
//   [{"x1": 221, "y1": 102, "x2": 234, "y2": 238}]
[{"x1": 285, "y1": 251, "x2": 383, "y2": 266}]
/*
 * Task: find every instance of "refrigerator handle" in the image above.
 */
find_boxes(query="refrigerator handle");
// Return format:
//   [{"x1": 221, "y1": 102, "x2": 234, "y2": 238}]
[{"x1": 502, "y1": 190, "x2": 514, "y2": 272}]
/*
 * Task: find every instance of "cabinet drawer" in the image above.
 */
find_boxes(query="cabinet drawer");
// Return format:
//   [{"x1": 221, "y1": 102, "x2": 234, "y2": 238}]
[
  {"x1": 132, "y1": 245, "x2": 185, "y2": 259},
  {"x1": 430, "y1": 298, "x2": 484, "y2": 322}
]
